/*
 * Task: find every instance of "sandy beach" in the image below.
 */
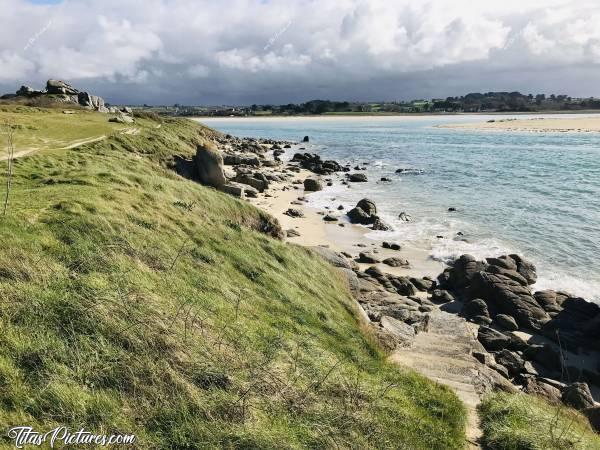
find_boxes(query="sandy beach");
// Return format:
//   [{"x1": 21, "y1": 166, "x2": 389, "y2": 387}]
[
  {"x1": 440, "y1": 115, "x2": 600, "y2": 133},
  {"x1": 247, "y1": 164, "x2": 446, "y2": 280}
]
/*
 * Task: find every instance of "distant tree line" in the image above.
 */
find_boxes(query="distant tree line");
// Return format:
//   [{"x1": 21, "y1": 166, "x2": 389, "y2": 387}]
[{"x1": 149, "y1": 92, "x2": 600, "y2": 116}]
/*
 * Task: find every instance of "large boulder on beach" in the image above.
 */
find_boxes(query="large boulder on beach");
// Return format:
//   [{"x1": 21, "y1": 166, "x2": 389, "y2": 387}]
[
  {"x1": 348, "y1": 199, "x2": 378, "y2": 225},
  {"x1": 356, "y1": 198, "x2": 377, "y2": 216},
  {"x1": 195, "y1": 142, "x2": 226, "y2": 188},
  {"x1": 303, "y1": 178, "x2": 323, "y2": 191},
  {"x1": 347, "y1": 207, "x2": 371, "y2": 224}
]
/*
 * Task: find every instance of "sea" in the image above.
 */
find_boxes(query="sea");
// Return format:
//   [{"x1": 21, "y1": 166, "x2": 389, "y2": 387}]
[{"x1": 198, "y1": 115, "x2": 600, "y2": 302}]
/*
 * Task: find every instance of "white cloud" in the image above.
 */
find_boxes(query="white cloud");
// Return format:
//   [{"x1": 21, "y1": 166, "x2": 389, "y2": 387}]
[{"x1": 0, "y1": 0, "x2": 599, "y2": 102}]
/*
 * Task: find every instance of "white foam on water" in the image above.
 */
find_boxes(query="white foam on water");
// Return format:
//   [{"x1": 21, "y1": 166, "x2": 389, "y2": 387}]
[{"x1": 534, "y1": 272, "x2": 600, "y2": 303}]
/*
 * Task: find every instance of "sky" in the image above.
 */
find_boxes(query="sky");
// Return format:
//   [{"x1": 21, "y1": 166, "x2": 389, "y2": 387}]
[{"x1": 0, "y1": 0, "x2": 599, "y2": 105}]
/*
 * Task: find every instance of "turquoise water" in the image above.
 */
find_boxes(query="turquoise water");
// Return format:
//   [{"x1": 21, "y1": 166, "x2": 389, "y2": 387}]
[{"x1": 199, "y1": 115, "x2": 600, "y2": 302}]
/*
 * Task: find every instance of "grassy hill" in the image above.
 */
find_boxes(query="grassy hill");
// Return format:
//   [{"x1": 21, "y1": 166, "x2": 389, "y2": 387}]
[{"x1": 0, "y1": 108, "x2": 467, "y2": 448}]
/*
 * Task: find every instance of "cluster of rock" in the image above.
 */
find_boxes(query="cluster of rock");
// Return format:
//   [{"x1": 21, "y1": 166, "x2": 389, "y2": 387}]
[
  {"x1": 347, "y1": 198, "x2": 391, "y2": 231},
  {"x1": 436, "y1": 253, "x2": 600, "y2": 427},
  {"x1": 310, "y1": 243, "x2": 600, "y2": 429},
  {"x1": 1, "y1": 79, "x2": 114, "y2": 113},
  {"x1": 188, "y1": 133, "x2": 349, "y2": 204},
  {"x1": 309, "y1": 246, "x2": 434, "y2": 348},
  {"x1": 291, "y1": 153, "x2": 345, "y2": 175}
]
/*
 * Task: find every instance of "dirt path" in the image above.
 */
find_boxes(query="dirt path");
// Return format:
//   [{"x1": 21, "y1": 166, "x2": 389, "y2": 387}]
[
  {"x1": 390, "y1": 308, "x2": 489, "y2": 449},
  {"x1": 0, "y1": 135, "x2": 108, "y2": 162}
]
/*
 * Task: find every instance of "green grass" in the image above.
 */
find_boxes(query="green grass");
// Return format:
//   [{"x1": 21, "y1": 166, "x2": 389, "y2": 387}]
[
  {"x1": 0, "y1": 110, "x2": 466, "y2": 448},
  {"x1": 0, "y1": 105, "x2": 126, "y2": 153},
  {"x1": 479, "y1": 392, "x2": 600, "y2": 450}
]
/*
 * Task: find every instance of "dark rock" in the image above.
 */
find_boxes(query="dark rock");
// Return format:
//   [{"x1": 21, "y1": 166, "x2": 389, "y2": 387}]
[
  {"x1": 523, "y1": 344, "x2": 562, "y2": 371},
  {"x1": 380, "y1": 177, "x2": 392, "y2": 182},
  {"x1": 478, "y1": 326, "x2": 511, "y2": 351},
  {"x1": 348, "y1": 173, "x2": 368, "y2": 182},
  {"x1": 562, "y1": 383, "x2": 594, "y2": 410},
  {"x1": 584, "y1": 407, "x2": 600, "y2": 433},
  {"x1": 382, "y1": 241, "x2": 401, "y2": 251},
  {"x1": 395, "y1": 168, "x2": 424, "y2": 175},
  {"x1": 472, "y1": 315, "x2": 493, "y2": 326},
  {"x1": 371, "y1": 217, "x2": 391, "y2": 231},
  {"x1": 510, "y1": 254, "x2": 538, "y2": 284},
  {"x1": 468, "y1": 271, "x2": 549, "y2": 330},
  {"x1": 286, "y1": 229, "x2": 300, "y2": 238},
  {"x1": 347, "y1": 207, "x2": 372, "y2": 224},
  {"x1": 448, "y1": 207, "x2": 457, "y2": 212},
  {"x1": 284, "y1": 208, "x2": 304, "y2": 218},
  {"x1": 410, "y1": 277, "x2": 434, "y2": 292},
  {"x1": 463, "y1": 298, "x2": 489, "y2": 318},
  {"x1": 472, "y1": 351, "x2": 489, "y2": 365},
  {"x1": 398, "y1": 212, "x2": 412, "y2": 222},
  {"x1": 430, "y1": 289, "x2": 454, "y2": 304},
  {"x1": 358, "y1": 252, "x2": 380, "y2": 264},
  {"x1": 303, "y1": 178, "x2": 323, "y2": 191},
  {"x1": 507, "y1": 332, "x2": 529, "y2": 351},
  {"x1": 534, "y1": 290, "x2": 563, "y2": 315},
  {"x1": 486, "y1": 265, "x2": 529, "y2": 286},
  {"x1": 495, "y1": 350, "x2": 526, "y2": 377},
  {"x1": 382, "y1": 257, "x2": 409, "y2": 267},
  {"x1": 496, "y1": 314, "x2": 519, "y2": 331},
  {"x1": 323, "y1": 215, "x2": 338, "y2": 222},
  {"x1": 389, "y1": 277, "x2": 417, "y2": 296},
  {"x1": 447, "y1": 254, "x2": 484, "y2": 290},
  {"x1": 356, "y1": 198, "x2": 377, "y2": 216},
  {"x1": 302, "y1": 136, "x2": 309, "y2": 142},
  {"x1": 486, "y1": 256, "x2": 518, "y2": 271},
  {"x1": 522, "y1": 376, "x2": 562, "y2": 403}
]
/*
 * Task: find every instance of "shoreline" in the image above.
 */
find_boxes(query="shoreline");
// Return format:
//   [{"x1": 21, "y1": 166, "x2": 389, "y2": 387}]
[{"x1": 247, "y1": 166, "x2": 445, "y2": 280}]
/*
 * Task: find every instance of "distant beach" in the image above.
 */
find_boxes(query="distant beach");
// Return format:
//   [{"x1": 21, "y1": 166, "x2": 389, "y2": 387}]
[{"x1": 440, "y1": 115, "x2": 600, "y2": 133}]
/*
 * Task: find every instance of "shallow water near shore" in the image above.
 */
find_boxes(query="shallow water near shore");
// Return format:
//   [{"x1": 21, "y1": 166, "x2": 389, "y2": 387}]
[{"x1": 198, "y1": 115, "x2": 600, "y2": 302}]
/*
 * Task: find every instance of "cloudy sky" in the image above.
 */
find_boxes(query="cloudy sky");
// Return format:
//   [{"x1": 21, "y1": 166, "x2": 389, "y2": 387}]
[{"x1": 1, "y1": 0, "x2": 599, "y2": 105}]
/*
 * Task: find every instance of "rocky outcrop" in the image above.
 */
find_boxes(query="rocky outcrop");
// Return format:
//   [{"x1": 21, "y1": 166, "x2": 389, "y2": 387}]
[
  {"x1": 440, "y1": 254, "x2": 549, "y2": 331},
  {"x1": 5, "y1": 79, "x2": 110, "y2": 112},
  {"x1": 195, "y1": 142, "x2": 227, "y2": 188},
  {"x1": 46, "y1": 79, "x2": 79, "y2": 95}
]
